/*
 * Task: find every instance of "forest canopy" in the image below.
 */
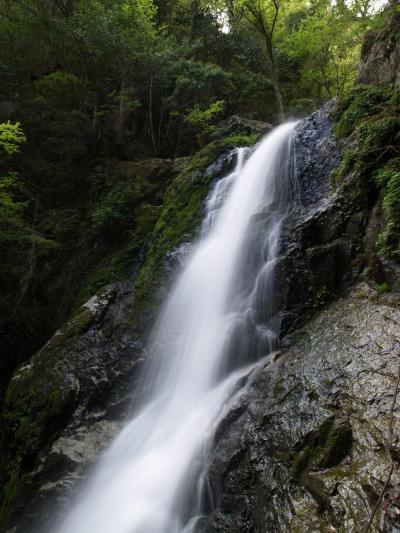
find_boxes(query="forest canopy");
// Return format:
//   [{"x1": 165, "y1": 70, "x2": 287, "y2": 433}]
[{"x1": 0, "y1": 0, "x2": 386, "y2": 153}]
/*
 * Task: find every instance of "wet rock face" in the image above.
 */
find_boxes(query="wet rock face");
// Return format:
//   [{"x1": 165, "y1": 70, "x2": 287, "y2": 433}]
[
  {"x1": 294, "y1": 101, "x2": 341, "y2": 208},
  {"x1": 276, "y1": 101, "x2": 371, "y2": 336},
  {"x1": 198, "y1": 285, "x2": 400, "y2": 533},
  {"x1": 357, "y1": 4, "x2": 400, "y2": 88}
]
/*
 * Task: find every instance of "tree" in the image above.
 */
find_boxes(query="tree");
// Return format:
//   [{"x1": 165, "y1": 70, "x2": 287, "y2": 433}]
[
  {"x1": 242, "y1": 0, "x2": 285, "y2": 120},
  {"x1": 0, "y1": 122, "x2": 27, "y2": 240},
  {"x1": 283, "y1": 0, "x2": 364, "y2": 100},
  {"x1": 185, "y1": 99, "x2": 224, "y2": 144}
]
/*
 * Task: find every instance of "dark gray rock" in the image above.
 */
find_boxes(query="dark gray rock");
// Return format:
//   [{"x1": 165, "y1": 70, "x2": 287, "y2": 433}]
[
  {"x1": 294, "y1": 100, "x2": 342, "y2": 208},
  {"x1": 197, "y1": 285, "x2": 400, "y2": 533},
  {"x1": 213, "y1": 115, "x2": 272, "y2": 139},
  {"x1": 0, "y1": 280, "x2": 145, "y2": 532},
  {"x1": 275, "y1": 102, "x2": 371, "y2": 336},
  {"x1": 357, "y1": 3, "x2": 400, "y2": 88}
]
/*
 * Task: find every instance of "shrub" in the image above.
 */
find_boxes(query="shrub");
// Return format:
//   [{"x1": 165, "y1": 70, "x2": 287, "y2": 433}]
[
  {"x1": 32, "y1": 72, "x2": 87, "y2": 111},
  {"x1": 90, "y1": 183, "x2": 142, "y2": 237},
  {"x1": 373, "y1": 159, "x2": 400, "y2": 255},
  {"x1": 185, "y1": 100, "x2": 225, "y2": 144},
  {"x1": 375, "y1": 282, "x2": 391, "y2": 294},
  {"x1": 224, "y1": 133, "x2": 257, "y2": 147},
  {"x1": 335, "y1": 84, "x2": 394, "y2": 139}
]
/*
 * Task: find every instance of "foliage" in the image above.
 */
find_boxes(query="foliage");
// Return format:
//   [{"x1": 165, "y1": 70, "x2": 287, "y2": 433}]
[
  {"x1": 282, "y1": 0, "x2": 363, "y2": 102},
  {"x1": 373, "y1": 159, "x2": 400, "y2": 255},
  {"x1": 0, "y1": 122, "x2": 26, "y2": 156},
  {"x1": 224, "y1": 133, "x2": 258, "y2": 146},
  {"x1": 185, "y1": 100, "x2": 224, "y2": 143},
  {"x1": 334, "y1": 83, "x2": 400, "y2": 258},
  {"x1": 335, "y1": 84, "x2": 395, "y2": 139},
  {"x1": 90, "y1": 183, "x2": 140, "y2": 236},
  {"x1": 32, "y1": 72, "x2": 87, "y2": 110},
  {"x1": 0, "y1": 122, "x2": 27, "y2": 238},
  {"x1": 0, "y1": 175, "x2": 26, "y2": 234},
  {"x1": 375, "y1": 281, "x2": 391, "y2": 294}
]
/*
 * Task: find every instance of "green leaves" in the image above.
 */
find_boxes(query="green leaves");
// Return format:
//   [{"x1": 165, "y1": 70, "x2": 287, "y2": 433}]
[
  {"x1": 32, "y1": 72, "x2": 87, "y2": 111},
  {"x1": 0, "y1": 122, "x2": 26, "y2": 157},
  {"x1": 334, "y1": 84, "x2": 394, "y2": 139},
  {"x1": 0, "y1": 122, "x2": 27, "y2": 238},
  {"x1": 185, "y1": 99, "x2": 224, "y2": 142}
]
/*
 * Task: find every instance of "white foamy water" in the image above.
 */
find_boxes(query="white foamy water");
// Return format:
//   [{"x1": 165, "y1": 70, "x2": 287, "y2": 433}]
[{"x1": 58, "y1": 121, "x2": 298, "y2": 533}]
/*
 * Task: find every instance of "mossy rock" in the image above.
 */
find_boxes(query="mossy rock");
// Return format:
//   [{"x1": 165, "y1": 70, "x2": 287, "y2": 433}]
[
  {"x1": 110, "y1": 158, "x2": 173, "y2": 183},
  {"x1": 131, "y1": 138, "x2": 240, "y2": 319},
  {"x1": 0, "y1": 287, "x2": 119, "y2": 529},
  {"x1": 334, "y1": 84, "x2": 395, "y2": 140},
  {"x1": 291, "y1": 419, "x2": 353, "y2": 481},
  {"x1": 333, "y1": 83, "x2": 400, "y2": 260},
  {"x1": 318, "y1": 424, "x2": 353, "y2": 469},
  {"x1": 74, "y1": 160, "x2": 179, "y2": 310},
  {"x1": 72, "y1": 241, "x2": 142, "y2": 310}
]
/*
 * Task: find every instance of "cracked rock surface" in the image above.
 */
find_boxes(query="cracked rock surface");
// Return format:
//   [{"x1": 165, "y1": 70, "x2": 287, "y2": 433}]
[{"x1": 198, "y1": 284, "x2": 400, "y2": 533}]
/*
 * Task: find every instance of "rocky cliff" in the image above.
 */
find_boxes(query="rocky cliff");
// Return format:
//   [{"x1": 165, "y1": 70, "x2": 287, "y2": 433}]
[
  {"x1": 199, "y1": 286, "x2": 400, "y2": 532},
  {"x1": 357, "y1": 1, "x2": 400, "y2": 87},
  {"x1": 1, "y1": 4, "x2": 400, "y2": 532}
]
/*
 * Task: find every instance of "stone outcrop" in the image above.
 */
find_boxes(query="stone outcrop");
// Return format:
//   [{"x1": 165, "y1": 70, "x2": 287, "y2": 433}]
[
  {"x1": 357, "y1": 2, "x2": 400, "y2": 87},
  {"x1": 276, "y1": 101, "x2": 369, "y2": 336},
  {"x1": 212, "y1": 115, "x2": 271, "y2": 140},
  {"x1": 197, "y1": 285, "x2": 400, "y2": 533}
]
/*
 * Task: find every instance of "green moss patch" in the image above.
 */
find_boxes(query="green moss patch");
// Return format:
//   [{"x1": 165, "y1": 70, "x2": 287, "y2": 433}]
[
  {"x1": 318, "y1": 424, "x2": 353, "y2": 469},
  {"x1": 333, "y1": 84, "x2": 400, "y2": 258},
  {"x1": 131, "y1": 139, "x2": 236, "y2": 318},
  {"x1": 306, "y1": 286, "x2": 332, "y2": 317},
  {"x1": 4, "y1": 363, "x2": 78, "y2": 469},
  {"x1": 291, "y1": 419, "x2": 353, "y2": 481},
  {"x1": 334, "y1": 84, "x2": 395, "y2": 139},
  {"x1": 223, "y1": 133, "x2": 258, "y2": 148}
]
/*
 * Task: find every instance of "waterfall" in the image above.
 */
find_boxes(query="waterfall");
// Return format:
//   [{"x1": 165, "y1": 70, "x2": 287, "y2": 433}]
[{"x1": 57, "y1": 121, "x2": 299, "y2": 533}]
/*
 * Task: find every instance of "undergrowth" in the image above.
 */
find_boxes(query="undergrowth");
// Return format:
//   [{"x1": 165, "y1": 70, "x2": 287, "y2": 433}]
[{"x1": 333, "y1": 84, "x2": 400, "y2": 259}]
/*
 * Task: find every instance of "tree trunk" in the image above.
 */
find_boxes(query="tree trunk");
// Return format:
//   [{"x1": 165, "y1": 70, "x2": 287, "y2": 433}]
[
  {"x1": 116, "y1": 77, "x2": 125, "y2": 144},
  {"x1": 149, "y1": 76, "x2": 156, "y2": 151},
  {"x1": 265, "y1": 37, "x2": 285, "y2": 122},
  {"x1": 174, "y1": 118, "x2": 184, "y2": 160}
]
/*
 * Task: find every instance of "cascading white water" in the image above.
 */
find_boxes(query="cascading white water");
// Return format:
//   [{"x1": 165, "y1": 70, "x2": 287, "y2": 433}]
[{"x1": 58, "y1": 121, "x2": 299, "y2": 533}]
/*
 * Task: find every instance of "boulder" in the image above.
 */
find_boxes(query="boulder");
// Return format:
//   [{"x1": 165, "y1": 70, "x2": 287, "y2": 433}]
[{"x1": 212, "y1": 115, "x2": 271, "y2": 139}]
